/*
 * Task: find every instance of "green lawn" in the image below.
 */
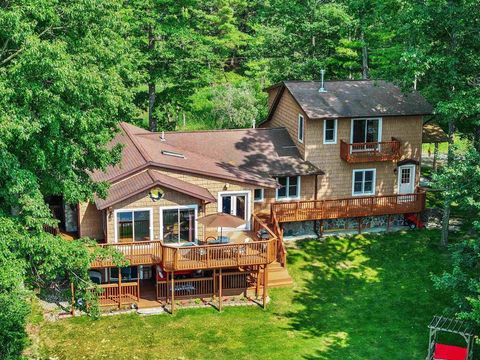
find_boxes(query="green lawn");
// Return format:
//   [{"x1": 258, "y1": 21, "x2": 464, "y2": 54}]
[{"x1": 35, "y1": 231, "x2": 453, "y2": 359}]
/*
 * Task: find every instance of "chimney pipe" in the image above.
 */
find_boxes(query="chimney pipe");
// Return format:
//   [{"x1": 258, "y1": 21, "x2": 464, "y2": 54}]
[
  {"x1": 319, "y1": 69, "x2": 327, "y2": 93},
  {"x1": 160, "y1": 130, "x2": 165, "y2": 141}
]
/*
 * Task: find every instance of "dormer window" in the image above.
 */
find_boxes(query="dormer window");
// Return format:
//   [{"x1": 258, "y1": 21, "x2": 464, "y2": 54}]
[{"x1": 297, "y1": 114, "x2": 304, "y2": 143}]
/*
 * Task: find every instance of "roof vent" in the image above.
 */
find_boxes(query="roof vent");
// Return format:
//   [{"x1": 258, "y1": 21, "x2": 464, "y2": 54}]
[
  {"x1": 161, "y1": 150, "x2": 185, "y2": 159},
  {"x1": 318, "y1": 69, "x2": 327, "y2": 93},
  {"x1": 160, "y1": 131, "x2": 166, "y2": 141}
]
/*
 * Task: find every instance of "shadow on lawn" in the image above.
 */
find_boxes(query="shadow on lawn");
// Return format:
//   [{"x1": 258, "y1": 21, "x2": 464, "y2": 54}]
[{"x1": 284, "y1": 231, "x2": 450, "y2": 360}]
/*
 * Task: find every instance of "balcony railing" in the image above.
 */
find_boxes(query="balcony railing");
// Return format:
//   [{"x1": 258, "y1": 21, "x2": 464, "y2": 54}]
[
  {"x1": 90, "y1": 215, "x2": 277, "y2": 270},
  {"x1": 340, "y1": 138, "x2": 401, "y2": 163},
  {"x1": 271, "y1": 191, "x2": 426, "y2": 223},
  {"x1": 90, "y1": 241, "x2": 163, "y2": 268}
]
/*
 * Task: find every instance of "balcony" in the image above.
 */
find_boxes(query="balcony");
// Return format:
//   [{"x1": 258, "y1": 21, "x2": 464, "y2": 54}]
[
  {"x1": 270, "y1": 191, "x2": 426, "y2": 223},
  {"x1": 340, "y1": 138, "x2": 401, "y2": 163}
]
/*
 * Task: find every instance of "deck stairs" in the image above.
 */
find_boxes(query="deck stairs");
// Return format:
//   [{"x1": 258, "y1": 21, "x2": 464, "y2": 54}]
[{"x1": 265, "y1": 261, "x2": 293, "y2": 288}]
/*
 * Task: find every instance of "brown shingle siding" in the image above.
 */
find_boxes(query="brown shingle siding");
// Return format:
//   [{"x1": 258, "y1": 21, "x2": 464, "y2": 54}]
[
  {"x1": 262, "y1": 90, "x2": 307, "y2": 159},
  {"x1": 305, "y1": 116, "x2": 423, "y2": 199}
]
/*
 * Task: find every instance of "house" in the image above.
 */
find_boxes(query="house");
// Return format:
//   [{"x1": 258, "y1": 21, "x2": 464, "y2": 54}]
[
  {"x1": 55, "y1": 79, "x2": 432, "y2": 312},
  {"x1": 262, "y1": 80, "x2": 431, "y2": 233}
]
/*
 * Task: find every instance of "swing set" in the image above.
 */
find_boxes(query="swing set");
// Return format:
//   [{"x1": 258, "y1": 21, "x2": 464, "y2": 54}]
[{"x1": 427, "y1": 316, "x2": 476, "y2": 360}]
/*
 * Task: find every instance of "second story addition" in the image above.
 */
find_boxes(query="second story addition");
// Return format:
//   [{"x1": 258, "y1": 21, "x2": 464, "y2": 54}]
[{"x1": 261, "y1": 79, "x2": 433, "y2": 199}]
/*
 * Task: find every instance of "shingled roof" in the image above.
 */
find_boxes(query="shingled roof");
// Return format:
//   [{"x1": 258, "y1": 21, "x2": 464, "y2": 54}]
[
  {"x1": 95, "y1": 170, "x2": 216, "y2": 210},
  {"x1": 265, "y1": 80, "x2": 433, "y2": 121},
  {"x1": 91, "y1": 122, "x2": 323, "y2": 208}
]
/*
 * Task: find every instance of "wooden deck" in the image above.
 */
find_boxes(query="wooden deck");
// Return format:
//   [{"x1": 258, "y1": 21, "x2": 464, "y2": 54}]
[
  {"x1": 271, "y1": 191, "x2": 426, "y2": 223},
  {"x1": 90, "y1": 214, "x2": 278, "y2": 270},
  {"x1": 340, "y1": 138, "x2": 401, "y2": 163}
]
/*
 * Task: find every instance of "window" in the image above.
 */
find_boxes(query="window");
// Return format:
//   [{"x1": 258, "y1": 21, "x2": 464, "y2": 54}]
[
  {"x1": 351, "y1": 118, "x2": 382, "y2": 147},
  {"x1": 254, "y1": 189, "x2": 264, "y2": 202},
  {"x1": 323, "y1": 119, "x2": 337, "y2": 144},
  {"x1": 109, "y1": 266, "x2": 139, "y2": 282},
  {"x1": 115, "y1": 209, "x2": 152, "y2": 243},
  {"x1": 352, "y1": 169, "x2": 376, "y2": 196},
  {"x1": 298, "y1": 114, "x2": 304, "y2": 143},
  {"x1": 276, "y1": 176, "x2": 301, "y2": 200},
  {"x1": 160, "y1": 206, "x2": 197, "y2": 244}
]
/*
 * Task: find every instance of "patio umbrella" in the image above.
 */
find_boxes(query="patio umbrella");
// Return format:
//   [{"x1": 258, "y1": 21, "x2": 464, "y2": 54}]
[{"x1": 197, "y1": 212, "x2": 246, "y2": 242}]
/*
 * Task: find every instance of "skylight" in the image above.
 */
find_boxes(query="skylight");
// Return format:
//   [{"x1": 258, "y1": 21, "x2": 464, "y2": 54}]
[{"x1": 161, "y1": 150, "x2": 185, "y2": 159}]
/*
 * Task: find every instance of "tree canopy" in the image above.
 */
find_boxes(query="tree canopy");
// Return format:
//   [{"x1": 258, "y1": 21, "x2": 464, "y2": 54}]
[{"x1": 0, "y1": 0, "x2": 479, "y2": 357}]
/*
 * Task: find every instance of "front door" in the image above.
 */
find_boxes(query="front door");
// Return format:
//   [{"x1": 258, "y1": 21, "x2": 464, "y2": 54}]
[
  {"x1": 398, "y1": 165, "x2": 415, "y2": 194},
  {"x1": 219, "y1": 192, "x2": 249, "y2": 230}
]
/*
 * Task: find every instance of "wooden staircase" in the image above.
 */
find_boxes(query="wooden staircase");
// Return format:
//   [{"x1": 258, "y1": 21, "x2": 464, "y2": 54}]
[
  {"x1": 253, "y1": 212, "x2": 293, "y2": 288},
  {"x1": 266, "y1": 261, "x2": 293, "y2": 288}
]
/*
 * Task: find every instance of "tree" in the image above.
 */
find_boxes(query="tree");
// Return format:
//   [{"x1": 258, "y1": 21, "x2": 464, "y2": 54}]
[
  {"x1": 0, "y1": 0, "x2": 138, "y2": 356},
  {"x1": 246, "y1": 0, "x2": 354, "y2": 82},
  {"x1": 211, "y1": 83, "x2": 259, "y2": 129},
  {"x1": 128, "y1": 0, "x2": 251, "y2": 131},
  {"x1": 433, "y1": 238, "x2": 480, "y2": 325}
]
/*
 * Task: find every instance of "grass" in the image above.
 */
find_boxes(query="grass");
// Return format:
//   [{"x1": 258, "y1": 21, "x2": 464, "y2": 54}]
[
  {"x1": 422, "y1": 136, "x2": 470, "y2": 156},
  {"x1": 35, "y1": 230, "x2": 454, "y2": 359}
]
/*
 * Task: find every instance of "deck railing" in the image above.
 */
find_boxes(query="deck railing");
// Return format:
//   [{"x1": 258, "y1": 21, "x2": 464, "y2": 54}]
[
  {"x1": 340, "y1": 138, "x2": 401, "y2": 163},
  {"x1": 90, "y1": 215, "x2": 277, "y2": 270},
  {"x1": 156, "y1": 271, "x2": 254, "y2": 301},
  {"x1": 271, "y1": 191, "x2": 426, "y2": 223},
  {"x1": 161, "y1": 238, "x2": 276, "y2": 271},
  {"x1": 91, "y1": 281, "x2": 140, "y2": 307},
  {"x1": 90, "y1": 240, "x2": 163, "y2": 268}
]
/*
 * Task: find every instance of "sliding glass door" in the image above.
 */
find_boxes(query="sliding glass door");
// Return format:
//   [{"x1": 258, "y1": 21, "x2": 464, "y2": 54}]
[
  {"x1": 116, "y1": 209, "x2": 152, "y2": 243},
  {"x1": 351, "y1": 118, "x2": 382, "y2": 151},
  {"x1": 161, "y1": 206, "x2": 197, "y2": 244}
]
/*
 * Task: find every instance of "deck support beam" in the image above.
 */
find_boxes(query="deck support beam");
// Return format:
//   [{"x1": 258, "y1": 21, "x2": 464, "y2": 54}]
[
  {"x1": 218, "y1": 269, "x2": 223, "y2": 311},
  {"x1": 70, "y1": 282, "x2": 75, "y2": 316},
  {"x1": 118, "y1": 267, "x2": 122, "y2": 309},
  {"x1": 255, "y1": 266, "x2": 260, "y2": 298},
  {"x1": 358, "y1": 218, "x2": 362, "y2": 234},
  {"x1": 171, "y1": 271, "x2": 175, "y2": 314},
  {"x1": 263, "y1": 265, "x2": 268, "y2": 309}
]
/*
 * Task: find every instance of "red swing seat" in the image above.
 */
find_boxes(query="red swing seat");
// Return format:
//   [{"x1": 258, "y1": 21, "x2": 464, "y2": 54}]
[{"x1": 434, "y1": 343, "x2": 468, "y2": 360}]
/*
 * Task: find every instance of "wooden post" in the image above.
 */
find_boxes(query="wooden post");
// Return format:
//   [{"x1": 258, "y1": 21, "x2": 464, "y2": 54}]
[
  {"x1": 319, "y1": 219, "x2": 324, "y2": 238},
  {"x1": 218, "y1": 269, "x2": 223, "y2": 311},
  {"x1": 118, "y1": 268, "x2": 122, "y2": 309},
  {"x1": 213, "y1": 269, "x2": 216, "y2": 300},
  {"x1": 166, "y1": 270, "x2": 169, "y2": 305},
  {"x1": 70, "y1": 282, "x2": 75, "y2": 316},
  {"x1": 171, "y1": 271, "x2": 175, "y2": 314},
  {"x1": 386, "y1": 214, "x2": 391, "y2": 232},
  {"x1": 255, "y1": 266, "x2": 260, "y2": 298},
  {"x1": 358, "y1": 218, "x2": 362, "y2": 234},
  {"x1": 263, "y1": 265, "x2": 268, "y2": 309},
  {"x1": 137, "y1": 277, "x2": 140, "y2": 301},
  {"x1": 433, "y1": 142, "x2": 439, "y2": 172}
]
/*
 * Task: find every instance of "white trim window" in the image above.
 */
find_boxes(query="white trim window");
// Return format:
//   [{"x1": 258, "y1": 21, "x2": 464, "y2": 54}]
[
  {"x1": 253, "y1": 188, "x2": 264, "y2": 203},
  {"x1": 350, "y1": 118, "x2": 382, "y2": 145},
  {"x1": 297, "y1": 114, "x2": 305, "y2": 143},
  {"x1": 276, "y1": 176, "x2": 301, "y2": 201},
  {"x1": 159, "y1": 205, "x2": 198, "y2": 244},
  {"x1": 114, "y1": 208, "x2": 153, "y2": 243},
  {"x1": 352, "y1": 169, "x2": 376, "y2": 196},
  {"x1": 323, "y1": 119, "x2": 337, "y2": 144}
]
